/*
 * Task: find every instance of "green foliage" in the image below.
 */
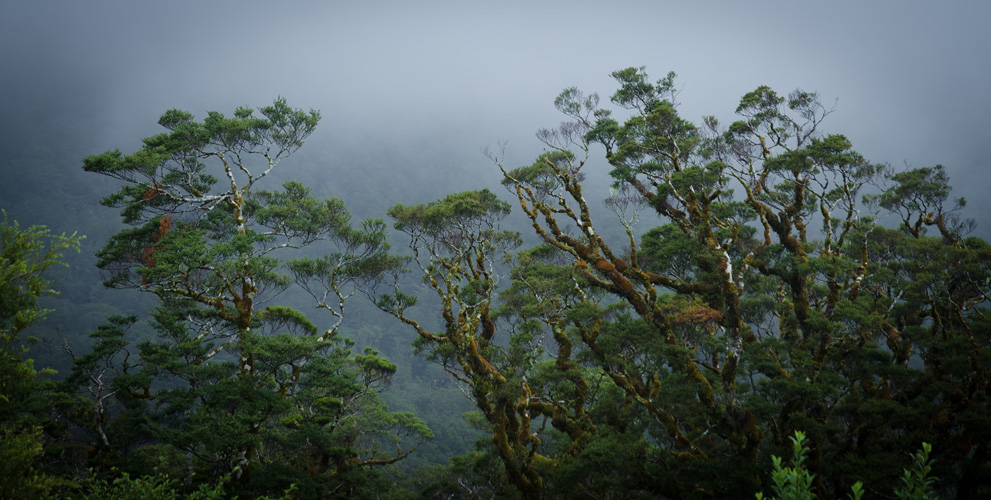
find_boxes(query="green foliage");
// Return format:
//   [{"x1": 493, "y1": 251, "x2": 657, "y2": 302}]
[
  {"x1": 70, "y1": 471, "x2": 190, "y2": 500},
  {"x1": 376, "y1": 190, "x2": 568, "y2": 498},
  {"x1": 0, "y1": 211, "x2": 82, "y2": 499},
  {"x1": 1, "y1": 210, "x2": 82, "y2": 345},
  {"x1": 894, "y1": 443, "x2": 938, "y2": 500},
  {"x1": 66, "y1": 468, "x2": 296, "y2": 500},
  {"x1": 77, "y1": 100, "x2": 429, "y2": 497},
  {"x1": 755, "y1": 432, "x2": 941, "y2": 500},
  {"x1": 388, "y1": 189, "x2": 512, "y2": 239},
  {"x1": 756, "y1": 431, "x2": 818, "y2": 500},
  {"x1": 863, "y1": 164, "x2": 969, "y2": 239},
  {"x1": 0, "y1": 426, "x2": 68, "y2": 499},
  {"x1": 495, "y1": 66, "x2": 991, "y2": 498}
]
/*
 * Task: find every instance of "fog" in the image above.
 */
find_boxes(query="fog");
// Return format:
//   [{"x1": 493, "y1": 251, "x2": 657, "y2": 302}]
[{"x1": 4, "y1": 1, "x2": 988, "y2": 219}]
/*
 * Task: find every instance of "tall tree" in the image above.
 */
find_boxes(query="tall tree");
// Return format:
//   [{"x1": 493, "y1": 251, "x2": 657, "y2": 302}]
[
  {"x1": 375, "y1": 190, "x2": 552, "y2": 497},
  {"x1": 82, "y1": 99, "x2": 429, "y2": 494},
  {"x1": 495, "y1": 69, "x2": 991, "y2": 497},
  {"x1": 376, "y1": 189, "x2": 635, "y2": 499},
  {"x1": 0, "y1": 211, "x2": 81, "y2": 498}
]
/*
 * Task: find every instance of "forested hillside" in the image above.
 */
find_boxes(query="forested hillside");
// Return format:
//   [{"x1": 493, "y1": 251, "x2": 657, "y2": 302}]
[{"x1": 3, "y1": 69, "x2": 990, "y2": 500}]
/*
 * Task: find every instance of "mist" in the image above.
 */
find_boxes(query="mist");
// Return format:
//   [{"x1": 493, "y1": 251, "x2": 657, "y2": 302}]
[{"x1": 3, "y1": 1, "x2": 988, "y2": 226}]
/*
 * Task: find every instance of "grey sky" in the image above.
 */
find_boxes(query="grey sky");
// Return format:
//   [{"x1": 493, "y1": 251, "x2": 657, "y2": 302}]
[{"x1": 2, "y1": 0, "x2": 989, "y2": 233}]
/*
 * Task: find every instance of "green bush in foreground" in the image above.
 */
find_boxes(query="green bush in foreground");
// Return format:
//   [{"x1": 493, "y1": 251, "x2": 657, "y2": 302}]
[{"x1": 757, "y1": 431, "x2": 938, "y2": 500}]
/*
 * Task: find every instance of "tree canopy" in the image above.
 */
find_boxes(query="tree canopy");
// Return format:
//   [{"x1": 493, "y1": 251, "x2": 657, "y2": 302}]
[
  {"x1": 69, "y1": 99, "x2": 431, "y2": 497},
  {"x1": 1, "y1": 211, "x2": 82, "y2": 497},
  {"x1": 485, "y1": 68, "x2": 991, "y2": 498}
]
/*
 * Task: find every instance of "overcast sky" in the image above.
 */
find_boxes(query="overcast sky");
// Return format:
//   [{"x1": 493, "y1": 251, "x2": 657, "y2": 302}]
[{"x1": 2, "y1": 0, "x2": 989, "y2": 235}]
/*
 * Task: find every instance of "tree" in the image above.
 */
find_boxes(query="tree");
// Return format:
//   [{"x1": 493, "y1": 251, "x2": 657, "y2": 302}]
[
  {"x1": 377, "y1": 188, "x2": 656, "y2": 499},
  {"x1": 60, "y1": 314, "x2": 141, "y2": 458},
  {"x1": 0, "y1": 210, "x2": 82, "y2": 498},
  {"x1": 375, "y1": 190, "x2": 554, "y2": 497},
  {"x1": 82, "y1": 99, "x2": 430, "y2": 495},
  {"x1": 1, "y1": 210, "x2": 83, "y2": 353},
  {"x1": 494, "y1": 68, "x2": 991, "y2": 497}
]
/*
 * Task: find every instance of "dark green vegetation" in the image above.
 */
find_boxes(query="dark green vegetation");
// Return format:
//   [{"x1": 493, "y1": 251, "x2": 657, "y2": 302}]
[{"x1": 2, "y1": 69, "x2": 989, "y2": 499}]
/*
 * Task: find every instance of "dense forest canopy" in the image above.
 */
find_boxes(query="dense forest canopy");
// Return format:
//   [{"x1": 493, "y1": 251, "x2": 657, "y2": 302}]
[{"x1": 2, "y1": 69, "x2": 989, "y2": 499}]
